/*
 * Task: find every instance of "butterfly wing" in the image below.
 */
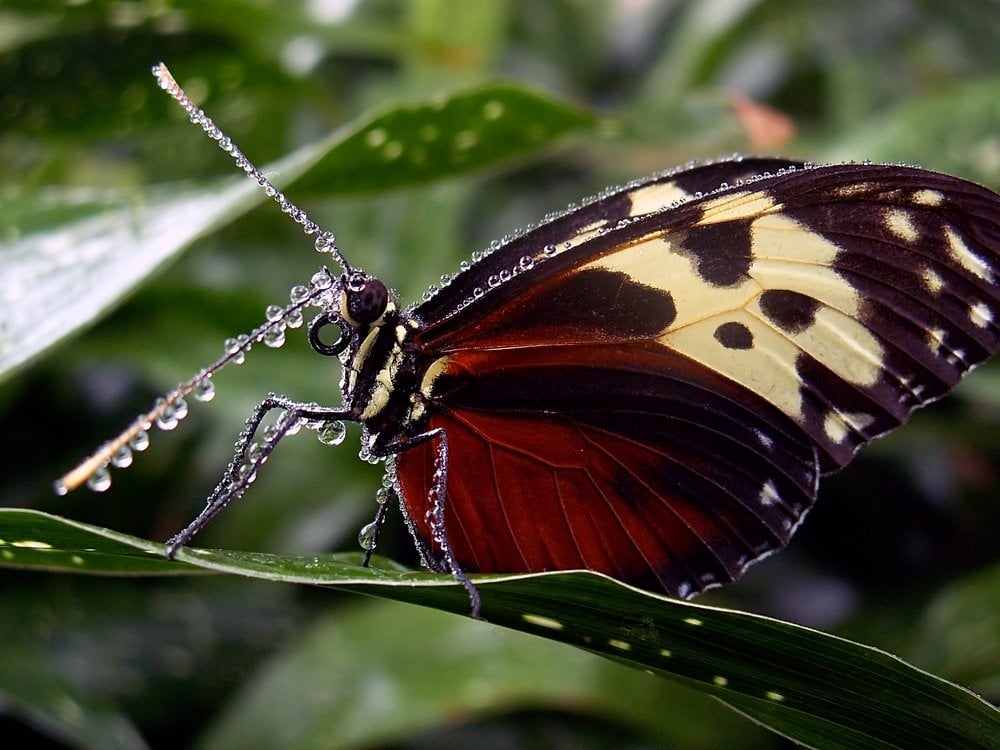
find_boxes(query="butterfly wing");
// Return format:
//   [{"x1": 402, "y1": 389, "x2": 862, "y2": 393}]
[
  {"x1": 396, "y1": 161, "x2": 1000, "y2": 597},
  {"x1": 396, "y1": 341, "x2": 821, "y2": 596}
]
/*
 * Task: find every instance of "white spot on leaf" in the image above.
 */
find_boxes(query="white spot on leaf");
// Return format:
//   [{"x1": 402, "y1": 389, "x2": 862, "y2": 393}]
[
  {"x1": 521, "y1": 613, "x2": 564, "y2": 631},
  {"x1": 12, "y1": 540, "x2": 53, "y2": 549},
  {"x1": 365, "y1": 128, "x2": 387, "y2": 147}
]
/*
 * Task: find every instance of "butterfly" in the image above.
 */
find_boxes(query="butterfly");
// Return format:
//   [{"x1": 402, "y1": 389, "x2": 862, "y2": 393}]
[{"x1": 59, "y1": 65, "x2": 1000, "y2": 617}]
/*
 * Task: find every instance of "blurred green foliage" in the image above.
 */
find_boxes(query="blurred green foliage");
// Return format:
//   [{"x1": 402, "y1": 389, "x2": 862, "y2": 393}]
[{"x1": 0, "y1": 0, "x2": 997, "y2": 747}]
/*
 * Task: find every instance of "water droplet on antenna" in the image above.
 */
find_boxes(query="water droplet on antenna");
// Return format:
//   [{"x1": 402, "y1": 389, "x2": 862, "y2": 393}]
[
  {"x1": 263, "y1": 325, "x2": 286, "y2": 348},
  {"x1": 111, "y1": 446, "x2": 133, "y2": 468},
  {"x1": 87, "y1": 466, "x2": 112, "y2": 492},
  {"x1": 129, "y1": 430, "x2": 150, "y2": 451},
  {"x1": 193, "y1": 379, "x2": 215, "y2": 402}
]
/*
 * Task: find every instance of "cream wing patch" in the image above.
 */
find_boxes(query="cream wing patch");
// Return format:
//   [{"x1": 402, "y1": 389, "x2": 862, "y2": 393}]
[{"x1": 584, "y1": 191, "x2": 880, "y2": 434}]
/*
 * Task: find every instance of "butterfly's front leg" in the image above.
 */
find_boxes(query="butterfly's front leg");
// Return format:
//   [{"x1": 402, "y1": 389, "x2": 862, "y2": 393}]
[{"x1": 165, "y1": 394, "x2": 353, "y2": 557}]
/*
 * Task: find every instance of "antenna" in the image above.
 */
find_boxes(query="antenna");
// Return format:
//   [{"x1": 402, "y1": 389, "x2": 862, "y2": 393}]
[
  {"x1": 55, "y1": 63, "x2": 345, "y2": 495},
  {"x1": 152, "y1": 63, "x2": 351, "y2": 272}
]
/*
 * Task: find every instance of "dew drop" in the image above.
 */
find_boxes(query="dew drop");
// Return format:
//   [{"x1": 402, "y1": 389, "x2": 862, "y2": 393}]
[
  {"x1": 314, "y1": 234, "x2": 337, "y2": 254},
  {"x1": 519, "y1": 255, "x2": 535, "y2": 270},
  {"x1": 247, "y1": 442, "x2": 262, "y2": 462},
  {"x1": 129, "y1": 430, "x2": 150, "y2": 451},
  {"x1": 156, "y1": 415, "x2": 178, "y2": 431},
  {"x1": 264, "y1": 325, "x2": 286, "y2": 348},
  {"x1": 285, "y1": 309, "x2": 304, "y2": 329},
  {"x1": 87, "y1": 466, "x2": 111, "y2": 492},
  {"x1": 543, "y1": 243, "x2": 558, "y2": 257},
  {"x1": 317, "y1": 420, "x2": 346, "y2": 446},
  {"x1": 265, "y1": 304, "x2": 284, "y2": 322},
  {"x1": 310, "y1": 271, "x2": 333, "y2": 290},
  {"x1": 111, "y1": 446, "x2": 133, "y2": 469},
  {"x1": 375, "y1": 487, "x2": 391, "y2": 505},
  {"x1": 155, "y1": 400, "x2": 179, "y2": 431},
  {"x1": 193, "y1": 379, "x2": 215, "y2": 402},
  {"x1": 173, "y1": 398, "x2": 188, "y2": 421},
  {"x1": 223, "y1": 337, "x2": 247, "y2": 364},
  {"x1": 290, "y1": 285, "x2": 310, "y2": 304},
  {"x1": 358, "y1": 521, "x2": 378, "y2": 551}
]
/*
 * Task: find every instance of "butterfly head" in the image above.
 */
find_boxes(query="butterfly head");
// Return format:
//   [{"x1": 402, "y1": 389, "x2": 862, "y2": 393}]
[{"x1": 307, "y1": 270, "x2": 397, "y2": 360}]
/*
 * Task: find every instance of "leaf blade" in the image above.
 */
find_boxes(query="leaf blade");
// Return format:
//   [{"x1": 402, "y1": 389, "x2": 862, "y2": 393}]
[{"x1": 1, "y1": 508, "x2": 995, "y2": 750}]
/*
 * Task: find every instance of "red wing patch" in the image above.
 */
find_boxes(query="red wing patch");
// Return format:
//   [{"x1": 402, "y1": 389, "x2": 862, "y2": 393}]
[{"x1": 396, "y1": 343, "x2": 821, "y2": 598}]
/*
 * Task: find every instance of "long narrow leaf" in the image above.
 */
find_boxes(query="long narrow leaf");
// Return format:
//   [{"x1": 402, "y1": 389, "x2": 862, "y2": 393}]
[{"x1": 1, "y1": 508, "x2": 995, "y2": 749}]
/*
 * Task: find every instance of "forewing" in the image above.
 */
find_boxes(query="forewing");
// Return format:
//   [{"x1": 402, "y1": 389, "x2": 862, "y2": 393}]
[{"x1": 417, "y1": 163, "x2": 1000, "y2": 468}]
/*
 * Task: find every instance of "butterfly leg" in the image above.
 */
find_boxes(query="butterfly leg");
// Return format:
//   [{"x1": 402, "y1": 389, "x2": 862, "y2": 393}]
[
  {"x1": 374, "y1": 427, "x2": 483, "y2": 619},
  {"x1": 361, "y1": 496, "x2": 392, "y2": 568},
  {"x1": 165, "y1": 393, "x2": 353, "y2": 557}
]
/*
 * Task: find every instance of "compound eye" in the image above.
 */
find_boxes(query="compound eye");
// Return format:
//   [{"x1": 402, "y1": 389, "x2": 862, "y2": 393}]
[
  {"x1": 343, "y1": 275, "x2": 389, "y2": 326},
  {"x1": 308, "y1": 312, "x2": 350, "y2": 356}
]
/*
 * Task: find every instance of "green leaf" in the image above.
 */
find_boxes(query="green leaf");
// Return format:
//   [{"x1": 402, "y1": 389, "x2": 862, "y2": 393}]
[
  {"x1": 909, "y1": 564, "x2": 1000, "y2": 697},
  {"x1": 824, "y1": 77, "x2": 1000, "y2": 186},
  {"x1": 0, "y1": 83, "x2": 594, "y2": 384},
  {"x1": 0, "y1": 142, "x2": 323, "y2": 384},
  {"x1": 291, "y1": 83, "x2": 597, "y2": 195},
  {"x1": 2, "y1": 509, "x2": 996, "y2": 750},
  {"x1": 198, "y1": 599, "x2": 766, "y2": 749},
  {"x1": 0, "y1": 674, "x2": 148, "y2": 750}
]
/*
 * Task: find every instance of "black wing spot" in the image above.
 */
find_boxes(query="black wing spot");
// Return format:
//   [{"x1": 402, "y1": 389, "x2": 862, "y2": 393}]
[
  {"x1": 540, "y1": 268, "x2": 677, "y2": 338},
  {"x1": 759, "y1": 289, "x2": 820, "y2": 334},
  {"x1": 675, "y1": 220, "x2": 753, "y2": 287},
  {"x1": 714, "y1": 321, "x2": 754, "y2": 350}
]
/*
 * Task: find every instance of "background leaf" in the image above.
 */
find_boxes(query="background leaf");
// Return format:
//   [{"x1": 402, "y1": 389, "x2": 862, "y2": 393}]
[{"x1": 1, "y1": 1, "x2": 997, "y2": 747}]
